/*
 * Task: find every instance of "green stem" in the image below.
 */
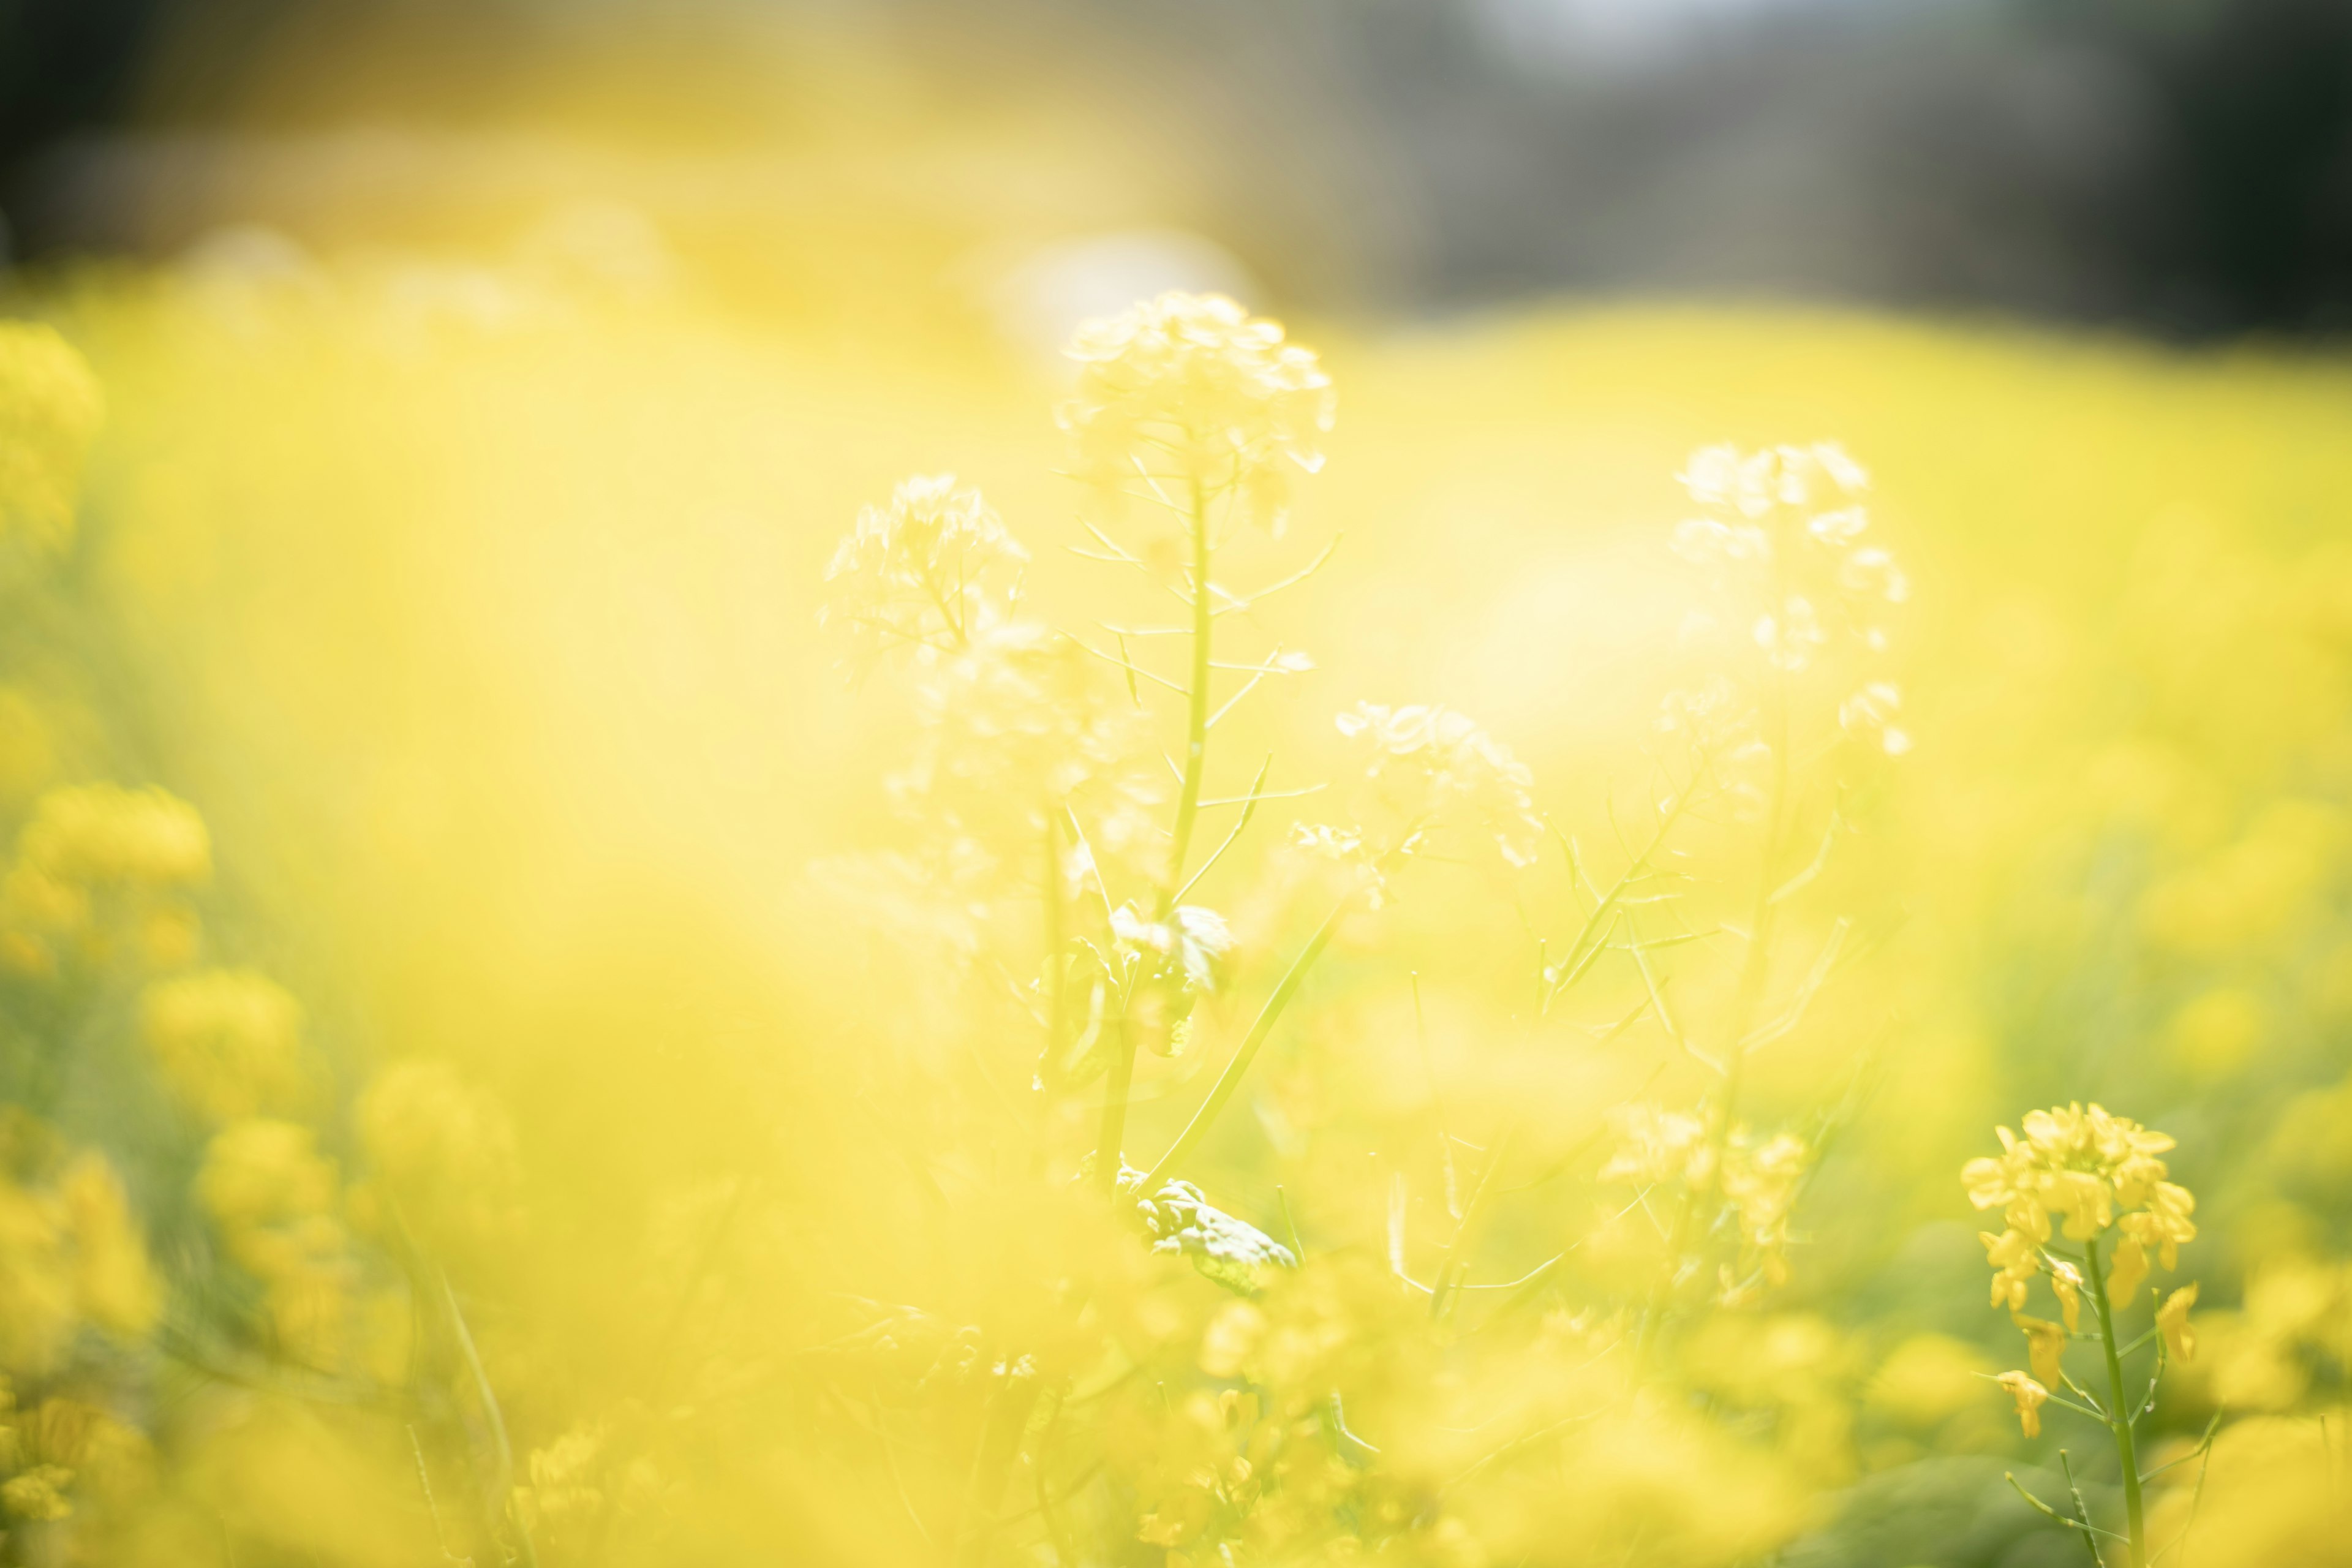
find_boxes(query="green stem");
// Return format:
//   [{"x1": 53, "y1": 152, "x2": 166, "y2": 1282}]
[
  {"x1": 1094, "y1": 1009, "x2": 1137, "y2": 1196},
  {"x1": 1096, "y1": 475, "x2": 1214, "y2": 1194},
  {"x1": 2083, "y1": 1233, "x2": 2147, "y2": 1568},
  {"x1": 1637, "y1": 671, "x2": 1791, "y2": 1362},
  {"x1": 1044, "y1": 807, "x2": 1066, "y2": 1074},
  {"x1": 1163, "y1": 472, "x2": 1215, "y2": 913}
]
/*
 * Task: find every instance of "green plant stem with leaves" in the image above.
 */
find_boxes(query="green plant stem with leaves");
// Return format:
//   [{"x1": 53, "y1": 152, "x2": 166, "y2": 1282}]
[
  {"x1": 1096, "y1": 470, "x2": 1214, "y2": 1193},
  {"x1": 1637, "y1": 671, "x2": 1792, "y2": 1360}
]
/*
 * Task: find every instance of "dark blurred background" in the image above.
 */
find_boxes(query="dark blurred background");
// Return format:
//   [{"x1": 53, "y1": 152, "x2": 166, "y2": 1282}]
[{"x1": 2, "y1": 0, "x2": 2350, "y2": 336}]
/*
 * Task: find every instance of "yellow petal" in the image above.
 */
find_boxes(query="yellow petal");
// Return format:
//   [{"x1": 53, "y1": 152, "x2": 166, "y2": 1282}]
[
  {"x1": 2106, "y1": 1236, "x2": 2149, "y2": 1306},
  {"x1": 2158, "y1": 1283, "x2": 2198, "y2": 1363}
]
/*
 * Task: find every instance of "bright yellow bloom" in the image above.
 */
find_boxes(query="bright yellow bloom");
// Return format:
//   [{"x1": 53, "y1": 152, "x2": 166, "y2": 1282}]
[
  {"x1": 2120, "y1": 1181, "x2": 2198, "y2": 1268},
  {"x1": 1964, "y1": 1104, "x2": 2192, "y2": 1319},
  {"x1": 2158, "y1": 1283, "x2": 2198, "y2": 1363},
  {"x1": 2013, "y1": 1313, "x2": 2068, "y2": 1390},
  {"x1": 1996, "y1": 1370, "x2": 2049, "y2": 1438},
  {"x1": 1980, "y1": 1227, "x2": 2040, "y2": 1311},
  {"x1": 2048, "y1": 1260, "x2": 2084, "y2": 1332},
  {"x1": 2049, "y1": 1169, "x2": 2114, "y2": 1241},
  {"x1": 2106, "y1": 1234, "x2": 2150, "y2": 1305}
]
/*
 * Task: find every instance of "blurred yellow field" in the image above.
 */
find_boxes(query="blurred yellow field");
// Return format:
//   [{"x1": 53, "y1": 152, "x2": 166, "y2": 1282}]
[{"x1": 4, "y1": 255, "x2": 2352, "y2": 1566}]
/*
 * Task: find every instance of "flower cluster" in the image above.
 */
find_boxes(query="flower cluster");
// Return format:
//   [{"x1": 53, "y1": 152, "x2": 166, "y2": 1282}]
[
  {"x1": 1600, "y1": 1104, "x2": 1811, "y2": 1295},
  {"x1": 356, "y1": 1058, "x2": 526, "y2": 1267},
  {"x1": 141, "y1": 968, "x2": 314, "y2": 1126},
  {"x1": 0, "y1": 1110, "x2": 157, "y2": 1379},
  {"x1": 1333, "y1": 701, "x2": 1542, "y2": 868},
  {"x1": 821, "y1": 473, "x2": 1027, "y2": 673},
  {"x1": 0, "y1": 323, "x2": 104, "y2": 558},
  {"x1": 514, "y1": 1406, "x2": 681, "y2": 1551},
  {"x1": 0, "y1": 783, "x2": 210, "y2": 976},
  {"x1": 1965, "y1": 1102, "x2": 2198, "y2": 1317},
  {"x1": 1668, "y1": 443, "x2": 1911, "y2": 756},
  {"x1": 196, "y1": 1119, "x2": 356, "y2": 1365},
  {"x1": 897, "y1": 619, "x2": 1155, "y2": 821},
  {"x1": 0, "y1": 1385, "x2": 151, "y2": 1531},
  {"x1": 1059, "y1": 292, "x2": 1335, "y2": 531}
]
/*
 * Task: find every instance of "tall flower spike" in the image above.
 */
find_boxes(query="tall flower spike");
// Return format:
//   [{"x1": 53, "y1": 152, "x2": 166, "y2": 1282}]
[{"x1": 1060, "y1": 293, "x2": 1335, "y2": 533}]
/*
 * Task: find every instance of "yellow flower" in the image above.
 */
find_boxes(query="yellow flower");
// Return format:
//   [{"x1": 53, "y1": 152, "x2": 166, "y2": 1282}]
[
  {"x1": 0, "y1": 322, "x2": 104, "y2": 556},
  {"x1": 1996, "y1": 1370, "x2": 2049, "y2": 1438},
  {"x1": 14, "y1": 784, "x2": 211, "y2": 889},
  {"x1": 2013, "y1": 1314, "x2": 2068, "y2": 1390},
  {"x1": 2122, "y1": 1182, "x2": 2198, "y2": 1268},
  {"x1": 0, "y1": 1463, "x2": 73, "y2": 1522},
  {"x1": 2157, "y1": 1283, "x2": 2198, "y2": 1363},
  {"x1": 1602, "y1": 1103, "x2": 1714, "y2": 1190},
  {"x1": 1058, "y1": 293, "x2": 1334, "y2": 532},
  {"x1": 822, "y1": 474, "x2": 1028, "y2": 669},
  {"x1": 197, "y1": 1120, "x2": 339, "y2": 1235},
  {"x1": 2048, "y1": 1261, "x2": 2084, "y2": 1332},
  {"x1": 2106, "y1": 1234, "x2": 2150, "y2": 1305},
  {"x1": 356, "y1": 1058, "x2": 523, "y2": 1262},
  {"x1": 2049, "y1": 1170, "x2": 2114, "y2": 1240},
  {"x1": 1980, "y1": 1227, "x2": 2040, "y2": 1311},
  {"x1": 141, "y1": 970, "x2": 314, "y2": 1126},
  {"x1": 1964, "y1": 1105, "x2": 2193, "y2": 1319},
  {"x1": 1334, "y1": 702, "x2": 1542, "y2": 867},
  {"x1": 56, "y1": 1154, "x2": 158, "y2": 1339}
]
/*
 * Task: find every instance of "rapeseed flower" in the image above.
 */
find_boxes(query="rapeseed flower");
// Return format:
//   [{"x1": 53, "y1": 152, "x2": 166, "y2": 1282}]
[
  {"x1": 1964, "y1": 1102, "x2": 2196, "y2": 1311},
  {"x1": 0, "y1": 323, "x2": 103, "y2": 557},
  {"x1": 1994, "y1": 1369, "x2": 2049, "y2": 1438},
  {"x1": 2013, "y1": 1313, "x2": 2068, "y2": 1390},
  {"x1": 823, "y1": 473, "x2": 1028, "y2": 671},
  {"x1": 1335, "y1": 701, "x2": 1541, "y2": 867},
  {"x1": 2158, "y1": 1283, "x2": 2198, "y2": 1362},
  {"x1": 141, "y1": 969, "x2": 314, "y2": 1125},
  {"x1": 1059, "y1": 292, "x2": 1333, "y2": 531}
]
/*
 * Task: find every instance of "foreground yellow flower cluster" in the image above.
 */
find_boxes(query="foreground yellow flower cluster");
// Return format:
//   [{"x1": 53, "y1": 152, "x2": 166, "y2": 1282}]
[{"x1": 1967, "y1": 1102, "x2": 2198, "y2": 1316}]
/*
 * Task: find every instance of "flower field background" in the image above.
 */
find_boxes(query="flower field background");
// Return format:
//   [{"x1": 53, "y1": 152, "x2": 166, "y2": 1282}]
[{"x1": 3, "y1": 244, "x2": 2352, "y2": 1568}]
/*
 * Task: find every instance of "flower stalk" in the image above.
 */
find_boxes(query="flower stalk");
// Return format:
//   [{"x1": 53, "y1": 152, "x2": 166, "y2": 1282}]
[{"x1": 2082, "y1": 1233, "x2": 2147, "y2": 1567}]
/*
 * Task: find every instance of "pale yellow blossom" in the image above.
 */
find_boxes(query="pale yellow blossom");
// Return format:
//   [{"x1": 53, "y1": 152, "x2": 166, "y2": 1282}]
[{"x1": 1995, "y1": 1370, "x2": 2049, "y2": 1438}]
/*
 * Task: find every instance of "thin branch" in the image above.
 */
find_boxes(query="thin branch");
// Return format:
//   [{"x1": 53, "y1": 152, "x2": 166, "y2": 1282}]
[
  {"x1": 1072, "y1": 637, "x2": 1188, "y2": 696},
  {"x1": 1174, "y1": 755, "x2": 1274, "y2": 903},
  {"x1": 1767, "y1": 812, "x2": 1843, "y2": 905},
  {"x1": 1196, "y1": 783, "x2": 1327, "y2": 807},
  {"x1": 1142, "y1": 894, "x2": 1355, "y2": 1191},
  {"x1": 1211, "y1": 533, "x2": 1343, "y2": 617},
  {"x1": 1736, "y1": 916, "x2": 1852, "y2": 1055}
]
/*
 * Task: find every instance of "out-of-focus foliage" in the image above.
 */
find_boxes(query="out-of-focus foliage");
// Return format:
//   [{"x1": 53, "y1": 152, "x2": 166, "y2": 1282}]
[{"x1": 1, "y1": 232, "x2": 2351, "y2": 1567}]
